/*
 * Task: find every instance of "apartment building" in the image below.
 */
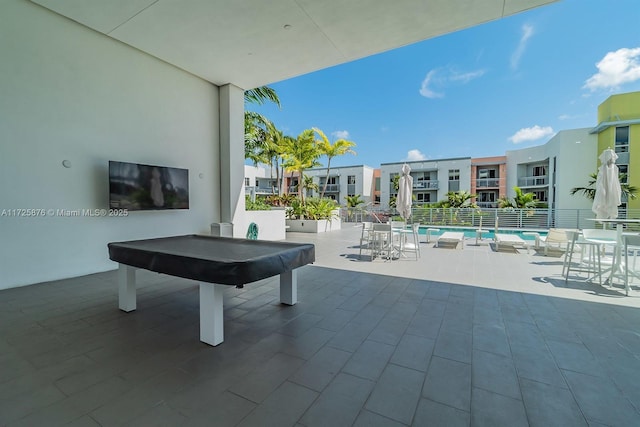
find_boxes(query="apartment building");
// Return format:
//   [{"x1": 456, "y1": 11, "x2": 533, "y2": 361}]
[
  {"x1": 590, "y1": 91, "x2": 640, "y2": 211},
  {"x1": 505, "y1": 128, "x2": 598, "y2": 210},
  {"x1": 304, "y1": 165, "x2": 376, "y2": 205},
  {"x1": 244, "y1": 165, "x2": 280, "y2": 198},
  {"x1": 380, "y1": 158, "x2": 472, "y2": 208},
  {"x1": 471, "y1": 156, "x2": 507, "y2": 208}
]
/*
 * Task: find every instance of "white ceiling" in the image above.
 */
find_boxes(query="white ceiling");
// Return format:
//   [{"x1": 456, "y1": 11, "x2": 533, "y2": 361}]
[{"x1": 30, "y1": 0, "x2": 557, "y2": 89}]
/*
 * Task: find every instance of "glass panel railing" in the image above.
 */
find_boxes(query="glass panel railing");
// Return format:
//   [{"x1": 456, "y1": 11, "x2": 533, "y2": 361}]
[{"x1": 518, "y1": 176, "x2": 548, "y2": 187}]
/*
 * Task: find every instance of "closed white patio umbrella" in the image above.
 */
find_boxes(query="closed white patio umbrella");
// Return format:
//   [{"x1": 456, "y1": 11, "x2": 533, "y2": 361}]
[
  {"x1": 396, "y1": 163, "x2": 413, "y2": 221},
  {"x1": 592, "y1": 148, "x2": 622, "y2": 219}
]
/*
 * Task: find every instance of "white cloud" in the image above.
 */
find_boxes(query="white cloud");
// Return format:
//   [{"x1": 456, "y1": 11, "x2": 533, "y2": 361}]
[
  {"x1": 331, "y1": 130, "x2": 350, "y2": 139},
  {"x1": 583, "y1": 47, "x2": 640, "y2": 91},
  {"x1": 511, "y1": 24, "x2": 534, "y2": 70},
  {"x1": 405, "y1": 149, "x2": 427, "y2": 161},
  {"x1": 419, "y1": 67, "x2": 485, "y2": 98},
  {"x1": 508, "y1": 125, "x2": 554, "y2": 144},
  {"x1": 419, "y1": 70, "x2": 444, "y2": 98}
]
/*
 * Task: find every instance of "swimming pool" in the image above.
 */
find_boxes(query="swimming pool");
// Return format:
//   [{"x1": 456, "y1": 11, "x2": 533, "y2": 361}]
[{"x1": 418, "y1": 226, "x2": 547, "y2": 241}]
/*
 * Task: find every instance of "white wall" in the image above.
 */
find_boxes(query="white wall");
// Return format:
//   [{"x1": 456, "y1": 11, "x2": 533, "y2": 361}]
[
  {"x1": 0, "y1": 0, "x2": 219, "y2": 289},
  {"x1": 505, "y1": 129, "x2": 596, "y2": 210}
]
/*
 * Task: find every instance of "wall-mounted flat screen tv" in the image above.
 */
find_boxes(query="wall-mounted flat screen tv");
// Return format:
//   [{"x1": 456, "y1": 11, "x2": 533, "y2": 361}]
[{"x1": 109, "y1": 160, "x2": 189, "y2": 211}]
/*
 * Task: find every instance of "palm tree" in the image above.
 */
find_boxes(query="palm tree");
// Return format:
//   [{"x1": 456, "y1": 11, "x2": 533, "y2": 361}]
[
  {"x1": 498, "y1": 186, "x2": 538, "y2": 209},
  {"x1": 244, "y1": 86, "x2": 281, "y2": 108},
  {"x1": 244, "y1": 111, "x2": 270, "y2": 165},
  {"x1": 302, "y1": 174, "x2": 319, "y2": 197},
  {"x1": 313, "y1": 128, "x2": 356, "y2": 198},
  {"x1": 441, "y1": 190, "x2": 477, "y2": 208},
  {"x1": 281, "y1": 129, "x2": 322, "y2": 203},
  {"x1": 244, "y1": 86, "x2": 280, "y2": 164},
  {"x1": 570, "y1": 172, "x2": 637, "y2": 201}
]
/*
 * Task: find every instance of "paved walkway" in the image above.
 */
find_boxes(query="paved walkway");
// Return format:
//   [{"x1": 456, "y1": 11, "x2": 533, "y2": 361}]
[{"x1": 1, "y1": 226, "x2": 639, "y2": 426}]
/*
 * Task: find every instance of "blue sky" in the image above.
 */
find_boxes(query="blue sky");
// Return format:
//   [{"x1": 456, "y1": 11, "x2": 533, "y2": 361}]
[{"x1": 249, "y1": 0, "x2": 640, "y2": 168}]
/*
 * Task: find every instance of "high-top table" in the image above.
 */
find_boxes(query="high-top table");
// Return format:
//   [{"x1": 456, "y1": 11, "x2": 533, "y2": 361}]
[{"x1": 588, "y1": 218, "x2": 640, "y2": 295}]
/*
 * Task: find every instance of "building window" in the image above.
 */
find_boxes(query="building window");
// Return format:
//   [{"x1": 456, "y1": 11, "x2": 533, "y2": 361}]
[
  {"x1": 245, "y1": 178, "x2": 250, "y2": 186},
  {"x1": 416, "y1": 193, "x2": 430, "y2": 203},
  {"x1": 347, "y1": 175, "x2": 356, "y2": 185},
  {"x1": 533, "y1": 190, "x2": 547, "y2": 202},
  {"x1": 375, "y1": 177, "x2": 380, "y2": 191},
  {"x1": 532, "y1": 165, "x2": 546, "y2": 177},
  {"x1": 619, "y1": 165, "x2": 628, "y2": 183},
  {"x1": 615, "y1": 126, "x2": 629, "y2": 153},
  {"x1": 478, "y1": 169, "x2": 496, "y2": 179},
  {"x1": 448, "y1": 169, "x2": 460, "y2": 192}
]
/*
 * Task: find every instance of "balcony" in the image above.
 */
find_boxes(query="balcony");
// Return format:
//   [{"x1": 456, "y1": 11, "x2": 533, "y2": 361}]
[
  {"x1": 476, "y1": 178, "x2": 500, "y2": 188},
  {"x1": 322, "y1": 184, "x2": 340, "y2": 193},
  {"x1": 413, "y1": 180, "x2": 439, "y2": 190},
  {"x1": 476, "y1": 201, "x2": 498, "y2": 208},
  {"x1": 518, "y1": 175, "x2": 548, "y2": 187}
]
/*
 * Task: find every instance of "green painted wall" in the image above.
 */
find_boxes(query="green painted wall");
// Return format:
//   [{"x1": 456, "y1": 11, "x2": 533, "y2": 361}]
[{"x1": 595, "y1": 91, "x2": 640, "y2": 210}]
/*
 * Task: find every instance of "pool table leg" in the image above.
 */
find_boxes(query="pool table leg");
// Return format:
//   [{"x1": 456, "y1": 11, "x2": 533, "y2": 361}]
[
  {"x1": 280, "y1": 269, "x2": 297, "y2": 305},
  {"x1": 199, "y1": 282, "x2": 225, "y2": 346},
  {"x1": 118, "y1": 264, "x2": 137, "y2": 312}
]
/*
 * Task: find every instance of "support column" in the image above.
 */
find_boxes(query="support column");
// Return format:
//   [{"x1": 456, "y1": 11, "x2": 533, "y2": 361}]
[{"x1": 219, "y1": 84, "x2": 245, "y2": 236}]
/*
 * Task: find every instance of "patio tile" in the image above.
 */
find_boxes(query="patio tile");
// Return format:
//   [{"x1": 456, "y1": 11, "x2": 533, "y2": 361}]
[
  {"x1": 472, "y1": 349, "x2": 521, "y2": 399},
  {"x1": 289, "y1": 346, "x2": 352, "y2": 391},
  {"x1": 413, "y1": 398, "x2": 470, "y2": 427},
  {"x1": 471, "y1": 387, "x2": 528, "y2": 427},
  {"x1": 364, "y1": 364, "x2": 424, "y2": 424},
  {"x1": 511, "y1": 344, "x2": 568, "y2": 388},
  {"x1": 422, "y1": 356, "x2": 471, "y2": 411},
  {"x1": 433, "y1": 329, "x2": 472, "y2": 364},
  {"x1": 236, "y1": 381, "x2": 317, "y2": 427},
  {"x1": 563, "y1": 370, "x2": 640, "y2": 426},
  {"x1": 390, "y1": 333, "x2": 435, "y2": 372},
  {"x1": 300, "y1": 373, "x2": 374, "y2": 427},
  {"x1": 546, "y1": 339, "x2": 605, "y2": 377},
  {"x1": 405, "y1": 313, "x2": 442, "y2": 339},
  {"x1": 519, "y1": 378, "x2": 587, "y2": 427},
  {"x1": 342, "y1": 340, "x2": 395, "y2": 381},
  {"x1": 472, "y1": 323, "x2": 510, "y2": 356},
  {"x1": 352, "y1": 410, "x2": 406, "y2": 427},
  {"x1": 228, "y1": 352, "x2": 305, "y2": 403}
]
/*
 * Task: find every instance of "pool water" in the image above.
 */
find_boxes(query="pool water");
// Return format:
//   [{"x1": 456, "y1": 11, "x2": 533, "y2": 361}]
[{"x1": 418, "y1": 226, "x2": 547, "y2": 241}]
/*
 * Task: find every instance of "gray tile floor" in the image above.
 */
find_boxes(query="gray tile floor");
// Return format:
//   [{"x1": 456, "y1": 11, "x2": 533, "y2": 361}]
[{"x1": 2, "y1": 225, "x2": 640, "y2": 426}]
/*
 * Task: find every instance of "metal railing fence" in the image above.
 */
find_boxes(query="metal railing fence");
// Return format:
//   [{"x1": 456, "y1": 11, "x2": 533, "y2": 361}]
[{"x1": 339, "y1": 207, "x2": 640, "y2": 231}]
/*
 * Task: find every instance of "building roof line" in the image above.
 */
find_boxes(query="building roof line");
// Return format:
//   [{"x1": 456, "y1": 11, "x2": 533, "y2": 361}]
[{"x1": 589, "y1": 118, "x2": 640, "y2": 134}]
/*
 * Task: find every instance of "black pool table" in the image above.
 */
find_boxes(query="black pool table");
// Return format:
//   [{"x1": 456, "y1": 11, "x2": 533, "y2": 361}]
[{"x1": 108, "y1": 234, "x2": 315, "y2": 345}]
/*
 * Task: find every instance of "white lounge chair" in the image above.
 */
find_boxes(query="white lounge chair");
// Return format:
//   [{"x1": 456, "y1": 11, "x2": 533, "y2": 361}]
[
  {"x1": 527, "y1": 228, "x2": 569, "y2": 256},
  {"x1": 494, "y1": 234, "x2": 528, "y2": 252},
  {"x1": 437, "y1": 232, "x2": 464, "y2": 249}
]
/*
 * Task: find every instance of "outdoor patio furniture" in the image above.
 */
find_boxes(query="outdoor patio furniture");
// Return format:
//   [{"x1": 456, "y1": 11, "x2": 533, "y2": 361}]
[
  {"x1": 494, "y1": 233, "x2": 528, "y2": 253},
  {"x1": 396, "y1": 223, "x2": 421, "y2": 260},
  {"x1": 623, "y1": 233, "x2": 640, "y2": 295},
  {"x1": 563, "y1": 230, "x2": 609, "y2": 285},
  {"x1": 529, "y1": 228, "x2": 569, "y2": 256},
  {"x1": 437, "y1": 232, "x2": 464, "y2": 249},
  {"x1": 425, "y1": 227, "x2": 440, "y2": 243},
  {"x1": 358, "y1": 221, "x2": 374, "y2": 258},
  {"x1": 475, "y1": 229, "x2": 490, "y2": 245},
  {"x1": 372, "y1": 223, "x2": 395, "y2": 260}
]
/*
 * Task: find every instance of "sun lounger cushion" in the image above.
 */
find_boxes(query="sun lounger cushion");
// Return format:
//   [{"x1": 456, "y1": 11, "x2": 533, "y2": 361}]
[
  {"x1": 437, "y1": 232, "x2": 464, "y2": 249},
  {"x1": 495, "y1": 234, "x2": 528, "y2": 252}
]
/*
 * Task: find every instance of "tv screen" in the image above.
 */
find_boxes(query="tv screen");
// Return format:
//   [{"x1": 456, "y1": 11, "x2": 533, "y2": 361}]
[{"x1": 109, "y1": 161, "x2": 189, "y2": 211}]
